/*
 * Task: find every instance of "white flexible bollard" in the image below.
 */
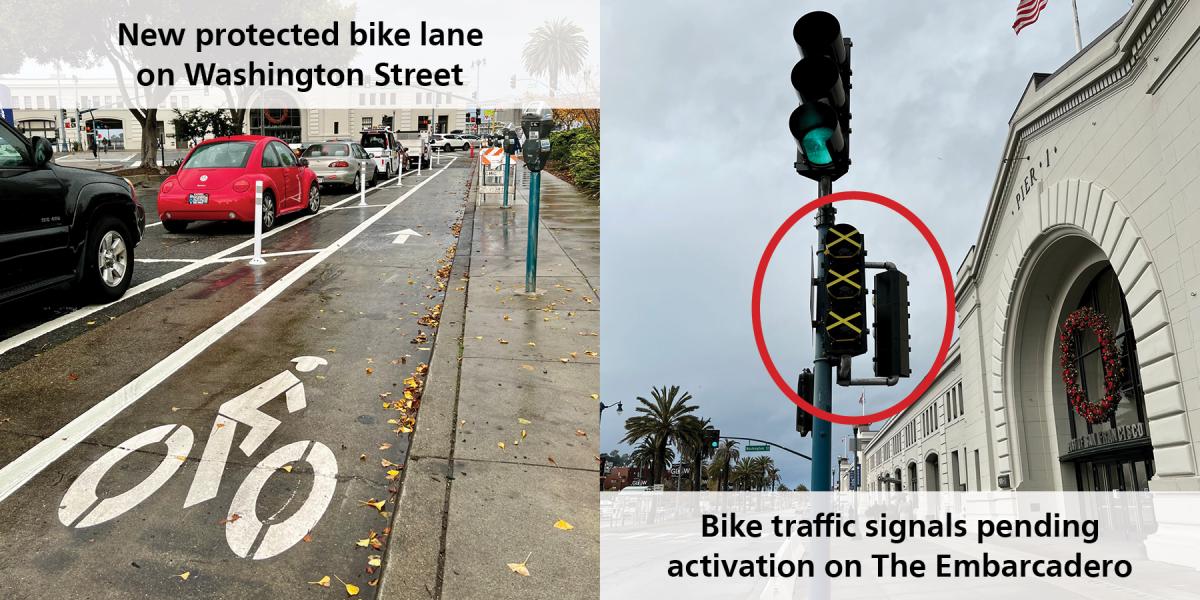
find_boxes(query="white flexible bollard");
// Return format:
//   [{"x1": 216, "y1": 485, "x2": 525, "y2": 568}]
[
  {"x1": 358, "y1": 161, "x2": 367, "y2": 206},
  {"x1": 396, "y1": 156, "x2": 403, "y2": 187},
  {"x1": 250, "y1": 180, "x2": 266, "y2": 265},
  {"x1": 417, "y1": 149, "x2": 422, "y2": 176}
]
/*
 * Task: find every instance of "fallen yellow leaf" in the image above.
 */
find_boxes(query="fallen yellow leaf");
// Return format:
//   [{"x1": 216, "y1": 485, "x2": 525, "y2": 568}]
[
  {"x1": 356, "y1": 538, "x2": 371, "y2": 548},
  {"x1": 507, "y1": 552, "x2": 532, "y2": 577},
  {"x1": 334, "y1": 575, "x2": 360, "y2": 597},
  {"x1": 359, "y1": 499, "x2": 386, "y2": 513},
  {"x1": 517, "y1": 418, "x2": 532, "y2": 425},
  {"x1": 308, "y1": 575, "x2": 331, "y2": 587},
  {"x1": 497, "y1": 442, "x2": 506, "y2": 449},
  {"x1": 280, "y1": 465, "x2": 293, "y2": 473},
  {"x1": 521, "y1": 429, "x2": 527, "y2": 439},
  {"x1": 178, "y1": 571, "x2": 190, "y2": 581},
  {"x1": 554, "y1": 520, "x2": 574, "y2": 531},
  {"x1": 367, "y1": 555, "x2": 382, "y2": 567},
  {"x1": 590, "y1": 394, "x2": 599, "y2": 400}
]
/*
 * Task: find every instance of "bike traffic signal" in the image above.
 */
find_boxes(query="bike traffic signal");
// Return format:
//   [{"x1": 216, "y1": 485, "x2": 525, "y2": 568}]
[
  {"x1": 796, "y1": 369, "x2": 813, "y2": 437},
  {"x1": 821, "y1": 223, "x2": 867, "y2": 357},
  {"x1": 873, "y1": 269, "x2": 912, "y2": 378},
  {"x1": 790, "y1": 10, "x2": 852, "y2": 181}
]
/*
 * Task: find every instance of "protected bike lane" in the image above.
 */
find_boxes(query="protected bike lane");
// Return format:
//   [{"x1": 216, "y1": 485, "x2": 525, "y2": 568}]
[{"x1": 0, "y1": 159, "x2": 469, "y2": 598}]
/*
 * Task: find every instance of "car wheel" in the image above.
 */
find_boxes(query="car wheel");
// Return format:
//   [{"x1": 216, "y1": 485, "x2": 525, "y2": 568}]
[
  {"x1": 350, "y1": 172, "x2": 362, "y2": 192},
  {"x1": 443, "y1": 144, "x2": 453, "y2": 152},
  {"x1": 83, "y1": 216, "x2": 134, "y2": 302},
  {"x1": 161, "y1": 219, "x2": 188, "y2": 233},
  {"x1": 462, "y1": 143, "x2": 470, "y2": 151},
  {"x1": 302, "y1": 183, "x2": 321, "y2": 215},
  {"x1": 261, "y1": 191, "x2": 277, "y2": 231}
]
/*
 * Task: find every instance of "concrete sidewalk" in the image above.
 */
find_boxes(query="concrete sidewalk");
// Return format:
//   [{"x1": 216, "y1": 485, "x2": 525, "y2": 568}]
[{"x1": 380, "y1": 166, "x2": 600, "y2": 599}]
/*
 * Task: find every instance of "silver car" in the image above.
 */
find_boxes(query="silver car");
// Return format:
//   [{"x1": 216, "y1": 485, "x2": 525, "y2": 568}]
[{"x1": 301, "y1": 142, "x2": 378, "y2": 190}]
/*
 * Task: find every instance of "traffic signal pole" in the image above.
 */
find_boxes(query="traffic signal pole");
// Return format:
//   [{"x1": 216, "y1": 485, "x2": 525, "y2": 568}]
[{"x1": 811, "y1": 176, "x2": 835, "y2": 494}]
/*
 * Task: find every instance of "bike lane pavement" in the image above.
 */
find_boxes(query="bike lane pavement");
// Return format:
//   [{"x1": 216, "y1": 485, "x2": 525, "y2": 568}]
[{"x1": 0, "y1": 160, "x2": 470, "y2": 598}]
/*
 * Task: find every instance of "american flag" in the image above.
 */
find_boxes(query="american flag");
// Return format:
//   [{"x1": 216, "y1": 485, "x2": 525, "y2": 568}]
[{"x1": 1013, "y1": 0, "x2": 1049, "y2": 34}]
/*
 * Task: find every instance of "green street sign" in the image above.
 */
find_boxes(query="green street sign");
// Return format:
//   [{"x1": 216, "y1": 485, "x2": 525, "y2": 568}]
[{"x1": 745, "y1": 444, "x2": 770, "y2": 452}]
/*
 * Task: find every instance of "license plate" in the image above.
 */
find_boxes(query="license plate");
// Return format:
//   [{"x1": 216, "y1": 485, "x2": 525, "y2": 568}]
[{"x1": 188, "y1": 193, "x2": 208, "y2": 205}]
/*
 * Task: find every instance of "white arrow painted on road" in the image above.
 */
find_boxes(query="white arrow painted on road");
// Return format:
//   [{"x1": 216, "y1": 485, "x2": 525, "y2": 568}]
[{"x1": 388, "y1": 229, "x2": 423, "y2": 244}]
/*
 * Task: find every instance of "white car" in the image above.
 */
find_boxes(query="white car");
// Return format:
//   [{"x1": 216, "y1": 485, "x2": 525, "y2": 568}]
[
  {"x1": 434, "y1": 134, "x2": 472, "y2": 152},
  {"x1": 359, "y1": 128, "x2": 404, "y2": 178}
]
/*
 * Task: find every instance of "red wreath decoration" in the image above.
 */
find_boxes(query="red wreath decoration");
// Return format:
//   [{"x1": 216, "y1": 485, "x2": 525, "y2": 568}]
[
  {"x1": 264, "y1": 108, "x2": 289, "y2": 125},
  {"x1": 1058, "y1": 306, "x2": 1124, "y2": 424}
]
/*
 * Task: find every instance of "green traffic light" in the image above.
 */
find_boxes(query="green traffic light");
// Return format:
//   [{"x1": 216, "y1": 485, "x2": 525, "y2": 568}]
[{"x1": 802, "y1": 127, "x2": 835, "y2": 166}]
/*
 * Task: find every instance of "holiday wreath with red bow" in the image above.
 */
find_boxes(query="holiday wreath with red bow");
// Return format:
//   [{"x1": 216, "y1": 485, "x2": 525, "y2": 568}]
[{"x1": 1058, "y1": 306, "x2": 1124, "y2": 424}]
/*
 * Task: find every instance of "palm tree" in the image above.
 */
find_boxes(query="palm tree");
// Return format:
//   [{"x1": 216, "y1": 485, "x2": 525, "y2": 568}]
[
  {"x1": 778, "y1": 484, "x2": 790, "y2": 492},
  {"x1": 622, "y1": 386, "x2": 699, "y2": 485},
  {"x1": 629, "y1": 438, "x2": 672, "y2": 484},
  {"x1": 678, "y1": 417, "x2": 714, "y2": 491},
  {"x1": 708, "y1": 440, "x2": 740, "y2": 491},
  {"x1": 522, "y1": 18, "x2": 589, "y2": 97},
  {"x1": 731, "y1": 457, "x2": 756, "y2": 491}
]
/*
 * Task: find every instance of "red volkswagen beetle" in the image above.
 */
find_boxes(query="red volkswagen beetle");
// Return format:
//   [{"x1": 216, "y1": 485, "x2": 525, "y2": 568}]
[{"x1": 157, "y1": 135, "x2": 321, "y2": 233}]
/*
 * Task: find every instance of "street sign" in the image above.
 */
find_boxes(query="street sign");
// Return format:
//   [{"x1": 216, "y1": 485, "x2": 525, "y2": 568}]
[{"x1": 745, "y1": 444, "x2": 770, "y2": 452}]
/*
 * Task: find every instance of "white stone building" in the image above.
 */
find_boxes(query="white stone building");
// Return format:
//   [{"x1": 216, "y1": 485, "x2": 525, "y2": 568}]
[
  {"x1": 864, "y1": 0, "x2": 1200, "y2": 493},
  {"x1": 0, "y1": 77, "x2": 487, "y2": 150}
]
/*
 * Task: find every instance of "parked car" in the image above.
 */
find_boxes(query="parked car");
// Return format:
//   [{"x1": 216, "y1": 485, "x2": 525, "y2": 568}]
[
  {"x1": 301, "y1": 141, "x2": 379, "y2": 191},
  {"x1": 0, "y1": 118, "x2": 145, "y2": 302},
  {"x1": 157, "y1": 135, "x2": 321, "y2": 233},
  {"x1": 359, "y1": 127, "x2": 405, "y2": 179},
  {"x1": 433, "y1": 134, "x2": 471, "y2": 152}
]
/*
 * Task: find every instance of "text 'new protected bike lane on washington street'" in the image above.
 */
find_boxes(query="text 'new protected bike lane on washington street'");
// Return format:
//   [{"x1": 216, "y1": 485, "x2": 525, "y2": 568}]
[{"x1": 0, "y1": 157, "x2": 471, "y2": 598}]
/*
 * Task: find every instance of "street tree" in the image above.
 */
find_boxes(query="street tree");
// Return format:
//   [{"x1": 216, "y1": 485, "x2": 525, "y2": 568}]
[
  {"x1": 708, "y1": 439, "x2": 740, "y2": 491},
  {"x1": 522, "y1": 18, "x2": 589, "y2": 97},
  {"x1": 622, "y1": 385, "x2": 698, "y2": 486}
]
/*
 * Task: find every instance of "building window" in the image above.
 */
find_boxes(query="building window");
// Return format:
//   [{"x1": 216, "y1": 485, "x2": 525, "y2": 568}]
[
  {"x1": 1062, "y1": 266, "x2": 1154, "y2": 491},
  {"x1": 973, "y1": 450, "x2": 981, "y2": 491},
  {"x1": 361, "y1": 117, "x2": 373, "y2": 129},
  {"x1": 333, "y1": 121, "x2": 339, "y2": 135}
]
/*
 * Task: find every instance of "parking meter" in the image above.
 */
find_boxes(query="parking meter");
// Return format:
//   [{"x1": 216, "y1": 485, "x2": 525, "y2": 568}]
[
  {"x1": 504, "y1": 129, "x2": 520, "y2": 155},
  {"x1": 520, "y1": 112, "x2": 553, "y2": 172}
]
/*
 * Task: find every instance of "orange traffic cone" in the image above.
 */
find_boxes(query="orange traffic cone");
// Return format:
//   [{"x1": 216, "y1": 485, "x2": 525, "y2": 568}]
[{"x1": 469, "y1": 144, "x2": 474, "y2": 158}]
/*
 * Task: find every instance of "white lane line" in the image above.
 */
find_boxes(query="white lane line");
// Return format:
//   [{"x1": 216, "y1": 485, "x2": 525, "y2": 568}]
[
  {"x1": 0, "y1": 180, "x2": 401, "y2": 357},
  {"x1": 135, "y1": 249, "x2": 326, "y2": 264},
  {"x1": 0, "y1": 159, "x2": 455, "y2": 503},
  {"x1": 144, "y1": 221, "x2": 162, "y2": 228},
  {"x1": 216, "y1": 249, "x2": 324, "y2": 262},
  {"x1": 327, "y1": 204, "x2": 388, "y2": 210}
]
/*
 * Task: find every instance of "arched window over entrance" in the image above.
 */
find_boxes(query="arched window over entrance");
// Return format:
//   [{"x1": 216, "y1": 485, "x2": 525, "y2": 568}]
[
  {"x1": 906, "y1": 462, "x2": 918, "y2": 491},
  {"x1": 1059, "y1": 266, "x2": 1154, "y2": 491},
  {"x1": 924, "y1": 453, "x2": 940, "y2": 491}
]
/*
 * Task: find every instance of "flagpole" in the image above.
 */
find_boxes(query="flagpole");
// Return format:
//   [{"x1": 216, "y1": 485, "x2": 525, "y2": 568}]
[{"x1": 1071, "y1": 0, "x2": 1083, "y2": 51}]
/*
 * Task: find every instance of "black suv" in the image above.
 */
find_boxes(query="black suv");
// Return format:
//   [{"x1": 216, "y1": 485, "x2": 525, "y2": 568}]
[{"x1": 0, "y1": 119, "x2": 145, "y2": 304}]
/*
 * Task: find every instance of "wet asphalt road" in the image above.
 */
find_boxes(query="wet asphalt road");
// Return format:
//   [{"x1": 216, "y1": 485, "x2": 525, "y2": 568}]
[{"x1": 0, "y1": 156, "x2": 472, "y2": 598}]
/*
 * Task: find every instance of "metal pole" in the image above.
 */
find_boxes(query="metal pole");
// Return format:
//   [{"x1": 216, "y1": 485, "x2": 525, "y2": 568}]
[
  {"x1": 358, "y1": 161, "x2": 367, "y2": 206},
  {"x1": 250, "y1": 181, "x2": 266, "y2": 265},
  {"x1": 525, "y1": 170, "x2": 541, "y2": 293},
  {"x1": 811, "y1": 175, "x2": 835, "y2": 493},
  {"x1": 1071, "y1": 0, "x2": 1083, "y2": 52},
  {"x1": 502, "y1": 152, "x2": 511, "y2": 208}
]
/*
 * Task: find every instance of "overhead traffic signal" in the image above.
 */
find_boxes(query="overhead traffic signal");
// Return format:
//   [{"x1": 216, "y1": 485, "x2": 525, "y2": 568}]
[
  {"x1": 873, "y1": 270, "x2": 912, "y2": 378},
  {"x1": 822, "y1": 223, "x2": 867, "y2": 357},
  {"x1": 796, "y1": 369, "x2": 813, "y2": 437},
  {"x1": 702, "y1": 429, "x2": 721, "y2": 452},
  {"x1": 790, "y1": 11, "x2": 852, "y2": 181}
]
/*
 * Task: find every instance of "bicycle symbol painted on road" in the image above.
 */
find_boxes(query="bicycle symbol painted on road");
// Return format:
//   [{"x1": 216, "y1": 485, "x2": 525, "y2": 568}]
[{"x1": 58, "y1": 356, "x2": 338, "y2": 560}]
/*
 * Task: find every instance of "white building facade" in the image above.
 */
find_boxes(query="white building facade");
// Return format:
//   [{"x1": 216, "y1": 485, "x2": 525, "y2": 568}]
[
  {"x1": 0, "y1": 77, "x2": 482, "y2": 150},
  {"x1": 864, "y1": 0, "x2": 1200, "y2": 493}
]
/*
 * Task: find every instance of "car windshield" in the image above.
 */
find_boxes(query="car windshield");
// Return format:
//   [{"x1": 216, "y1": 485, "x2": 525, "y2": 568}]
[
  {"x1": 183, "y1": 142, "x2": 254, "y2": 169},
  {"x1": 360, "y1": 134, "x2": 387, "y2": 148},
  {"x1": 302, "y1": 143, "x2": 350, "y2": 158}
]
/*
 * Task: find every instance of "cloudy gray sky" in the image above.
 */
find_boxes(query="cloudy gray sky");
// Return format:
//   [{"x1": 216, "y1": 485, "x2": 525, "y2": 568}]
[{"x1": 600, "y1": 0, "x2": 1134, "y2": 488}]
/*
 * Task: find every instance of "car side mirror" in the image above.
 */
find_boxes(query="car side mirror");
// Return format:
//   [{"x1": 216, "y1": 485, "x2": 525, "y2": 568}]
[
  {"x1": 31, "y1": 136, "x2": 53, "y2": 167},
  {"x1": 297, "y1": 157, "x2": 309, "y2": 167}
]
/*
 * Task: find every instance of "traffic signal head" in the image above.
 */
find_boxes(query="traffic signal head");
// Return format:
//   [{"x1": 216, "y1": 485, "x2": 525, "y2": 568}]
[
  {"x1": 822, "y1": 223, "x2": 867, "y2": 357},
  {"x1": 702, "y1": 429, "x2": 721, "y2": 451},
  {"x1": 796, "y1": 369, "x2": 814, "y2": 437},
  {"x1": 873, "y1": 270, "x2": 912, "y2": 378},
  {"x1": 790, "y1": 11, "x2": 852, "y2": 181}
]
